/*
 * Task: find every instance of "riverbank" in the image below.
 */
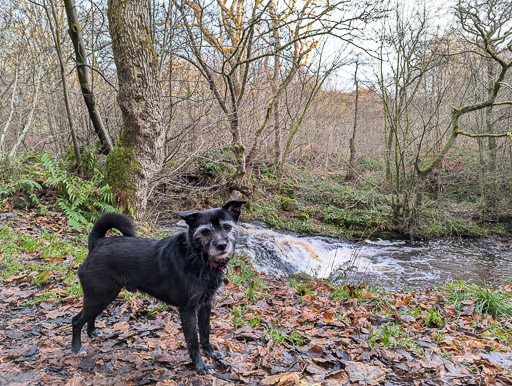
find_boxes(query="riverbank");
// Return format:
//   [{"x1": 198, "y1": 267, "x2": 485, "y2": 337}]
[
  {"x1": 153, "y1": 157, "x2": 512, "y2": 240},
  {"x1": 1, "y1": 210, "x2": 511, "y2": 384},
  {"x1": 239, "y1": 165, "x2": 512, "y2": 240},
  {"x1": 2, "y1": 152, "x2": 511, "y2": 241}
]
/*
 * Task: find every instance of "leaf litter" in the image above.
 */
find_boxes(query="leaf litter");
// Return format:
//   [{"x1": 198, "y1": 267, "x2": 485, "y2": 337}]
[{"x1": 0, "y1": 211, "x2": 512, "y2": 384}]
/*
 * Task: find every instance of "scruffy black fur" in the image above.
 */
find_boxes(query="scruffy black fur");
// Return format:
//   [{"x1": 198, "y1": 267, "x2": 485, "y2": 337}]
[{"x1": 71, "y1": 200, "x2": 246, "y2": 374}]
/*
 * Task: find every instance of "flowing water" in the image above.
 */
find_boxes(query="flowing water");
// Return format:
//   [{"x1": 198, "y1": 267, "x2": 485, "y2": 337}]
[{"x1": 162, "y1": 221, "x2": 512, "y2": 291}]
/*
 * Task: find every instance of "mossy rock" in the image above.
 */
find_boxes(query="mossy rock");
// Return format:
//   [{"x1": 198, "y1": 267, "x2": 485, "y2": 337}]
[
  {"x1": 279, "y1": 182, "x2": 296, "y2": 198},
  {"x1": 229, "y1": 189, "x2": 244, "y2": 201},
  {"x1": 281, "y1": 197, "x2": 298, "y2": 212},
  {"x1": 297, "y1": 212, "x2": 310, "y2": 221}
]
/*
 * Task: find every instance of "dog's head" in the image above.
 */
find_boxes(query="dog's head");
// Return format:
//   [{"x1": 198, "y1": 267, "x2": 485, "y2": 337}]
[{"x1": 175, "y1": 200, "x2": 246, "y2": 270}]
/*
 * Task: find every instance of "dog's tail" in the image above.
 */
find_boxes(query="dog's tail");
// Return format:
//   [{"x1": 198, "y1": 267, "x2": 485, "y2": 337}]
[{"x1": 88, "y1": 213, "x2": 136, "y2": 251}]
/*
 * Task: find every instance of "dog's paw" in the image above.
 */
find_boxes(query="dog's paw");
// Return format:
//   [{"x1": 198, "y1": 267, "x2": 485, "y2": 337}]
[
  {"x1": 71, "y1": 347, "x2": 87, "y2": 355},
  {"x1": 205, "y1": 349, "x2": 224, "y2": 359},
  {"x1": 88, "y1": 329, "x2": 102, "y2": 338},
  {"x1": 195, "y1": 363, "x2": 214, "y2": 375}
]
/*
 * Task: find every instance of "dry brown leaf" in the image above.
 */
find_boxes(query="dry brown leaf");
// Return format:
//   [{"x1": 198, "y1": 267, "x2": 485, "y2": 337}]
[
  {"x1": 394, "y1": 294, "x2": 413, "y2": 307},
  {"x1": 360, "y1": 288, "x2": 372, "y2": 300},
  {"x1": 262, "y1": 371, "x2": 301, "y2": 385},
  {"x1": 44, "y1": 256, "x2": 64, "y2": 262},
  {"x1": 345, "y1": 362, "x2": 386, "y2": 385},
  {"x1": 460, "y1": 300, "x2": 475, "y2": 316}
]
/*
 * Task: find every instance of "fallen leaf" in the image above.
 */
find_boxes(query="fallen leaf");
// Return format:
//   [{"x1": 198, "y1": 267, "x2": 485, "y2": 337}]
[
  {"x1": 262, "y1": 371, "x2": 301, "y2": 385},
  {"x1": 419, "y1": 352, "x2": 448, "y2": 369},
  {"x1": 44, "y1": 256, "x2": 64, "y2": 262},
  {"x1": 360, "y1": 288, "x2": 372, "y2": 300},
  {"x1": 399, "y1": 314, "x2": 416, "y2": 324},
  {"x1": 480, "y1": 352, "x2": 512, "y2": 369},
  {"x1": 234, "y1": 326, "x2": 262, "y2": 341},
  {"x1": 460, "y1": 300, "x2": 475, "y2": 316},
  {"x1": 345, "y1": 362, "x2": 386, "y2": 385}
]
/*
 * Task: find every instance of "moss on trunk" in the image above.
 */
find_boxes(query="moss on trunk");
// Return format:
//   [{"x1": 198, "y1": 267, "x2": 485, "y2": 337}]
[{"x1": 104, "y1": 128, "x2": 141, "y2": 213}]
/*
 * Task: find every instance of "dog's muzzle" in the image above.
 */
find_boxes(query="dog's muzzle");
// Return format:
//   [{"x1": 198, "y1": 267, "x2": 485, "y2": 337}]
[{"x1": 207, "y1": 249, "x2": 232, "y2": 270}]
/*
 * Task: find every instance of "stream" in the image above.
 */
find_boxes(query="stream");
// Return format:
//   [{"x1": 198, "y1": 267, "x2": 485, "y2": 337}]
[{"x1": 162, "y1": 221, "x2": 512, "y2": 291}]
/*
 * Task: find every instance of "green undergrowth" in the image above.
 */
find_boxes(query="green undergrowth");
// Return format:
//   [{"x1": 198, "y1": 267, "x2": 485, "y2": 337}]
[
  {"x1": 226, "y1": 253, "x2": 267, "y2": 329},
  {"x1": 368, "y1": 322, "x2": 423, "y2": 354},
  {"x1": 225, "y1": 256, "x2": 307, "y2": 347},
  {"x1": 245, "y1": 166, "x2": 395, "y2": 239},
  {"x1": 416, "y1": 200, "x2": 509, "y2": 238},
  {"x1": 1, "y1": 151, "x2": 118, "y2": 232},
  {"x1": 3, "y1": 149, "x2": 510, "y2": 240},
  {"x1": 0, "y1": 225, "x2": 88, "y2": 304},
  {"x1": 242, "y1": 162, "x2": 511, "y2": 240}
]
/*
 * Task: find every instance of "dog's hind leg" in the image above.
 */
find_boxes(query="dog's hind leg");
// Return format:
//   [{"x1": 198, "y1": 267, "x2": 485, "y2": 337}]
[
  {"x1": 72, "y1": 281, "x2": 122, "y2": 354},
  {"x1": 71, "y1": 310, "x2": 86, "y2": 354},
  {"x1": 198, "y1": 303, "x2": 224, "y2": 359},
  {"x1": 87, "y1": 319, "x2": 102, "y2": 338},
  {"x1": 179, "y1": 307, "x2": 213, "y2": 375}
]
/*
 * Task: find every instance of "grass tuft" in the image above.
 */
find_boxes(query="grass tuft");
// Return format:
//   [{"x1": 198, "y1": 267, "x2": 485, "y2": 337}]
[{"x1": 443, "y1": 280, "x2": 512, "y2": 318}]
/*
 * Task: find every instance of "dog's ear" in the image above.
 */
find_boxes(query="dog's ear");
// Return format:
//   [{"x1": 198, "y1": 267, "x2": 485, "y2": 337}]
[
  {"x1": 222, "y1": 200, "x2": 246, "y2": 222},
  {"x1": 174, "y1": 209, "x2": 200, "y2": 226}
]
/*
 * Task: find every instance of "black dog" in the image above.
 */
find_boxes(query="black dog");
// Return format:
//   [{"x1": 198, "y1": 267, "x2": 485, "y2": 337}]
[{"x1": 71, "y1": 200, "x2": 246, "y2": 374}]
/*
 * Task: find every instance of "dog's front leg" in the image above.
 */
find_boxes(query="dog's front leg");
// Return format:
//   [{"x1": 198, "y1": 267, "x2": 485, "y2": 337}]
[
  {"x1": 198, "y1": 302, "x2": 224, "y2": 359},
  {"x1": 179, "y1": 307, "x2": 213, "y2": 375}
]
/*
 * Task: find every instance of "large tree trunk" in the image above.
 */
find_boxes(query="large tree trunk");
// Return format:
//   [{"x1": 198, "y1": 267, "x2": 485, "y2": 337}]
[
  {"x1": 64, "y1": 0, "x2": 113, "y2": 154},
  {"x1": 106, "y1": 0, "x2": 165, "y2": 219}
]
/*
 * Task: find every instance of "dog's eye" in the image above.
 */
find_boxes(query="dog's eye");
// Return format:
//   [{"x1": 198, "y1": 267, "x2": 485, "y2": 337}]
[
  {"x1": 200, "y1": 228, "x2": 211, "y2": 237},
  {"x1": 222, "y1": 224, "x2": 232, "y2": 232}
]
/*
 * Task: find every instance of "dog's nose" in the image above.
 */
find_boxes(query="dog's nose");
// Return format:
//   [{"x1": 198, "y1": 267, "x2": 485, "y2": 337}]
[{"x1": 216, "y1": 241, "x2": 227, "y2": 251}]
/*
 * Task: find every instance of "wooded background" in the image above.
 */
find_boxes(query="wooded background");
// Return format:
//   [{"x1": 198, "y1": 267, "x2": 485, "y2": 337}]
[{"x1": 0, "y1": 0, "x2": 511, "y2": 234}]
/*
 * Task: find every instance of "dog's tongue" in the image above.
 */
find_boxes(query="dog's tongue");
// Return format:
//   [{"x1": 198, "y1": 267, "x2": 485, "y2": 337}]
[{"x1": 208, "y1": 261, "x2": 225, "y2": 271}]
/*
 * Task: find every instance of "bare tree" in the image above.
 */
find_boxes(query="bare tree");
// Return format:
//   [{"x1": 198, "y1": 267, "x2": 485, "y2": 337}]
[
  {"x1": 276, "y1": 46, "x2": 341, "y2": 189},
  {"x1": 9, "y1": 64, "x2": 42, "y2": 157},
  {"x1": 0, "y1": 67, "x2": 17, "y2": 154},
  {"x1": 374, "y1": 1, "x2": 440, "y2": 232},
  {"x1": 174, "y1": 0, "x2": 374, "y2": 189},
  {"x1": 63, "y1": 0, "x2": 113, "y2": 154},
  {"x1": 346, "y1": 56, "x2": 361, "y2": 181},
  {"x1": 42, "y1": 0, "x2": 82, "y2": 171},
  {"x1": 417, "y1": 0, "x2": 512, "y2": 185}
]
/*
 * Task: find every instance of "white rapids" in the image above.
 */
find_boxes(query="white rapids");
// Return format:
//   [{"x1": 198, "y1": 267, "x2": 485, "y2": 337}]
[
  {"x1": 236, "y1": 222, "x2": 512, "y2": 291},
  {"x1": 161, "y1": 220, "x2": 512, "y2": 291}
]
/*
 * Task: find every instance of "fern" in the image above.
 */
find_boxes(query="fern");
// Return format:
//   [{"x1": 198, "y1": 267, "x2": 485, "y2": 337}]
[
  {"x1": 17, "y1": 179, "x2": 43, "y2": 207},
  {"x1": 3, "y1": 152, "x2": 122, "y2": 231},
  {"x1": 36, "y1": 153, "x2": 121, "y2": 230}
]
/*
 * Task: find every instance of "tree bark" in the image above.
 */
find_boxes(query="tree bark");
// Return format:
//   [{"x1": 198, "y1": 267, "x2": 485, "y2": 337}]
[
  {"x1": 9, "y1": 66, "x2": 42, "y2": 157},
  {"x1": 0, "y1": 68, "x2": 17, "y2": 154},
  {"x1": 63, "y1": 0, "x2": 113, "y2": 154},
  {"x1": 346, "y1": 59, "x2": 360, "y2": 181},
  {"x1": 106, "y1": 0, "x2": 165, "y2": 219},
  {"x1": 43, "y1": 0, "x2": 82, "y2": 172}
]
